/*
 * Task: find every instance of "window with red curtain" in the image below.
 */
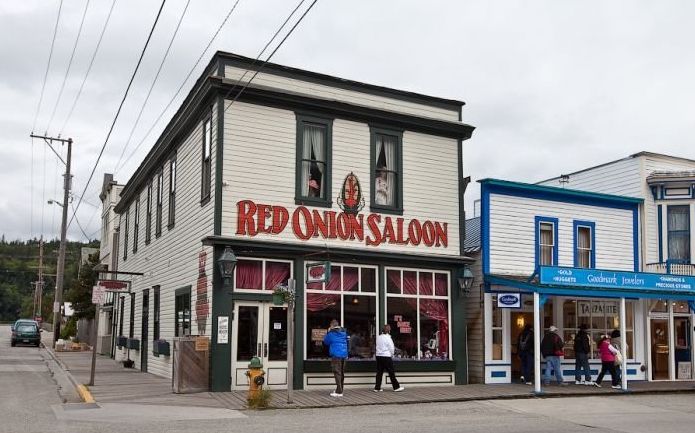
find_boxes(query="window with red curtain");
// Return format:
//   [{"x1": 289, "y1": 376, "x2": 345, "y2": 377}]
[
  {"x1": 235, "y1": 260, "x2": 263, "y2": 290},
  {"x1": 265, "y1": 261, "x2": 290, "y2": 290}
]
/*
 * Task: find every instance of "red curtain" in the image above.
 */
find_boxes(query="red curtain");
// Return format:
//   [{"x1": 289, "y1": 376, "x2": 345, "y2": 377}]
[
  {"x1": 343, "y1": 267, "x2": 359, "y2": 291},
  {"x1": 235, "y1": 260, "x2": 262, "y2": 289},
  {"x1": 265, "y1": 261, "x2": 290, "y2": 290},
  {"x1": 419, "y1": 272, "x2": 433, "y2": 296},
  {"x1": 306, "y1": 293, "x2": 340, "y2": 312},
  {"x1": 420, "y1": 299, "x2": 449, "y2": 355},
  {"x1": 403, "y1": 271, "x2": 417, "y2": 295},
  {"x1": 325, "y1": 266, "x2": 341, "y2": 291},
  {"x1": 434, "y1": 273, "x2": 448, "y2": 296}
]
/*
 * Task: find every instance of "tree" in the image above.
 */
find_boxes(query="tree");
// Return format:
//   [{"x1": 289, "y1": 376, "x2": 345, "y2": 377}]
[{"x1": 64, "y1": 252, "x2": 100, "y2": 320}]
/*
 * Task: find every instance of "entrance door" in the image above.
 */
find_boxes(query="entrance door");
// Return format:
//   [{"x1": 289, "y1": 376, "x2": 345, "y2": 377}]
[
  {"x1": 510, "y1": 312, "x2": 533, "y2": 379},
  {"x1": 674, "y1": 317, "x2": 693, "y2": 380},
  {"x1": 651, "y1": 318, "x2": 670, "y2": 380},
  {"x1": 141, "y1": 290, "x2": 149, "y2": 372},
  {"x1": 231, "y1": 302, "x2": 289, "y2": 390}
]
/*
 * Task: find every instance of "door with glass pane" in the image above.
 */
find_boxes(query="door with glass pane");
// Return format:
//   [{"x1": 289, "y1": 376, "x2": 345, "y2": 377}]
[
  {"x1": 650, "y1": 318, "x2": 670, "y2": 380},
  {"x1": 674, "y1": 317, "x2": 693, "y2": 380},
  {"x1": 231, "y1": 302, "x2": 288, "y2": 390}
]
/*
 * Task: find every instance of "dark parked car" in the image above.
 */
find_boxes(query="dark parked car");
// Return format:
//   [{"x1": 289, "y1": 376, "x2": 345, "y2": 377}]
[
  {"x1": 11, "y1": 323, "x2": 41, "y2": 347},
  {"x1": 11, "y1": 319, "x2": 39, "y2": 332}
]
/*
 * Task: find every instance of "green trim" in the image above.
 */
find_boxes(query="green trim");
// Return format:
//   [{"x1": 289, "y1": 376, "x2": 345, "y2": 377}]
[
  {"x1": 174, "y1": 285, "x2": 192, "y2": 296},
  {"x1": 378, "y1": 264, "x2": 385, "y2": 330},
  {"x1": 293, "y1": 257, "x2": 305, "y2": 390},
  {"x1": 450, "y1": 267, "x2": 468, "y2": 384},
  {"x1": 294, "y1": 113, "x2": 333, "y2": 208},
  {"x1": 303, "y1": 360, "x2": 456, "y2": 373},
  {"x1": 230, "y1": 293, "x2": 274, "y2": 302},
  {"x1": 369, "y1": 125, "x2": 403, "y2": 215},
  {"x1": 214, "y1": 96, "x2": 224, "y2": 235},
  {"x1": 457, "y1": 138, "x2": 465, "y2": 256},
  {"x1": 210, "y1": 245, "x2": 233, "y2": 391},
  {"x1": 479, "y1": 178, "x2": 644, "y2": 205},
  {"x1": 201, "y1": 110, "x2": 213, "y2": 204}
]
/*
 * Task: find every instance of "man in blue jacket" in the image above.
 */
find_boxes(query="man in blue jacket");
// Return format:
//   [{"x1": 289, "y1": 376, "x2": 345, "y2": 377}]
[{"x1": 323, "y1": 319, "x2": 348, "y2": 397}]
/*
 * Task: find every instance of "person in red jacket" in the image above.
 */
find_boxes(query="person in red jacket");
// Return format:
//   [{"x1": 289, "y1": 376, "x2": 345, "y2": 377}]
[{"x1": 594, "y1": 335, "x2": 620, "y2": 389}]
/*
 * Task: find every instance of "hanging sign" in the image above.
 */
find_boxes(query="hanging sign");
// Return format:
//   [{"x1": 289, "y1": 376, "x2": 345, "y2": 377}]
[
  {"x1": 195, "y1": 337, "x2": 210, "y2": 352},
  {"x1": 497, "y1": 293, "x2": 521, "y2": 308},
  {"x1": 92, "y1": 285, "x2": 106, "y2": 305},
  {"x1": 306, "y1": 262, "x2": 331, "y2": 284},
  {"x1": 97, "y1": 279, "x2": 130, "y2": 293}
]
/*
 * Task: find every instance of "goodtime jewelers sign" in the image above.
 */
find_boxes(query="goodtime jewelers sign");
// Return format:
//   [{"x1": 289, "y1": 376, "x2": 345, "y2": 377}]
[{"x1": 540, "y1": 266, "x2": 695, "y2": 292}]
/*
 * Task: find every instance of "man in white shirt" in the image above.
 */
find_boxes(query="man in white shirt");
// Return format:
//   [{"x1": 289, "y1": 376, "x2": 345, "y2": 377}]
[{"x1": 374, "y1": 324, "x2": 405, "y2": 392}]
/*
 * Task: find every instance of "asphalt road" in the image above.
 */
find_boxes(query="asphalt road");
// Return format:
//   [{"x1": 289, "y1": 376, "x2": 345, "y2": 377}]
[{"x1": 1, "y1": 324, "x2": 694, "y2": 433}]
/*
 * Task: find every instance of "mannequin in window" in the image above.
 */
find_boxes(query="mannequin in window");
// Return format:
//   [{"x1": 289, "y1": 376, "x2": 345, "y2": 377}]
[
  {"x1": 374, "y1": 168, "x2": 389, "y2": 205},
  {"x1": 308, "y1": 160, "x2": 322, "y2": 198}
]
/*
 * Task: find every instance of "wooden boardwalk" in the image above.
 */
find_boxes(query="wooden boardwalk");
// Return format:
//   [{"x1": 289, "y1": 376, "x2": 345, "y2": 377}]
[{"x1": 53, "y1": 350, "x2": 695, "y2": 411}]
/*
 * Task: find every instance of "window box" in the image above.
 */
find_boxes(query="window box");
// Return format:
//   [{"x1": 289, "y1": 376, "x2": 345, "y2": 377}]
[
  {"x1": 116, "y1": 336, "x2": 127, "y2": 348},
  {"x1": 127, "y1": 338, "x2": 140, "y2": 350},
  {"x1": 152, "y1": 339, "x2": 170, "y2": 357}
]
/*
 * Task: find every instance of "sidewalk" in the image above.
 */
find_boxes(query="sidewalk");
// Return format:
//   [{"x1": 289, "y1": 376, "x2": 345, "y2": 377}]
[{"x1": 49, "y1": 349, "x2": 695, "y2": 410}]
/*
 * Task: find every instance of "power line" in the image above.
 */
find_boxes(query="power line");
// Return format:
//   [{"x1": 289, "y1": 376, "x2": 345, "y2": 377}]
[
  {"x1": 68, "y1": 0, "x2": 168, "y2": 233},
  {"x1": 223, "y1": 0, "x2": 320, "y2": 116},
  {"x1": 32, "y1": 0, "x2": 64, "y2": 133},
  {"x1": 114, "y1": 0, "x2": 191, "y2": 173},
  {"x1": 115, "y1": 0, "x2": 242, "y2": 175},
  {"x1": 46, "y1": 0, "x2": 91, "y2": 134},
  {"x1": 71, "y1": 202, "x2": 92, "y2": 241},
  {"x1": 59, "y1": 0, "x2": 117, "y2": 136}
]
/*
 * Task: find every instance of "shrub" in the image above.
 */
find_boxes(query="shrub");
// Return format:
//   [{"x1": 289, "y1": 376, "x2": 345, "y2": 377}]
[{"x1": 60, "y1": 318, "x2": 77, "y2": 340}]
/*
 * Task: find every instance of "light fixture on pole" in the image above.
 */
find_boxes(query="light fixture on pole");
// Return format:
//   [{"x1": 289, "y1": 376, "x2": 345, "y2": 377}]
[
  {"x1": 217, "y1": 247, "x2": 238, "y2": 285},
  {"x1": 457, "y1": 267, "x2": 474, "y2": 296}
]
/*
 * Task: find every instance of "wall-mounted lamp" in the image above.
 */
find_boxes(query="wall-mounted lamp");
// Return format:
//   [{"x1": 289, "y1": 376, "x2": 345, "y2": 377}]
[
  {"x1": 457, "y1": 267, "x2": 474, "y2": 296},
  {"x1": 217, "y1": 247, "x2": 238, "y2": 285}
]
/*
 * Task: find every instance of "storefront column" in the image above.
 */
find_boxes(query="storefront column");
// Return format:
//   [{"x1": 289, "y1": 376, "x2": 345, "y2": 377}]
[
  {"x1": 620, "y1": 297, "x2": 628, "y2": 390},
  {"x1": 533, "y1": 292, "x2": 542, "y2": 394},
  {"x1": 210, "y1": 245, "x2": 233, "y2": 391}
]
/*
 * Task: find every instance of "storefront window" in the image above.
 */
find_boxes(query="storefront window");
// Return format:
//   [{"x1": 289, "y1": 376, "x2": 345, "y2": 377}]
[
  {"x1": 491, "y1": 294, "x2": 503, "y2": 360},
  {"x1": 234, "y1": 258, "x2": 291, "y2": 291},
  {"x1": 305, "y1": 264, "x2": 378, "y2": 360},
  {"x1": 386, "y1": 268, "x2": 450, "y2": 360},
  {"x1": 649, "y1": 299, "x2": 668, "y2": 313},
  {"x1": 673, "y1": 301, "x2": 690, "y2": 314},
  {"x1": 562, "y1": 299, "x2": 634, "y2": 359}
]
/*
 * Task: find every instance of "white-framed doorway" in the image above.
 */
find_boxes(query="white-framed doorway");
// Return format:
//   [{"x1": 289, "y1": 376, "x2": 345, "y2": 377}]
[
  {"x1": 646, "y1": 300, "x2": 695, "y2": 381},
  {"x1": 231, "y1": 301, "x2": 289, "y2": 390}
]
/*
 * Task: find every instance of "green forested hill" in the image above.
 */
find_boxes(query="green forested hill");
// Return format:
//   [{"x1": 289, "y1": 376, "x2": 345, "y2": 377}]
[{"x1": 0, "y1": 237, "x2": 98, "y2": 322}]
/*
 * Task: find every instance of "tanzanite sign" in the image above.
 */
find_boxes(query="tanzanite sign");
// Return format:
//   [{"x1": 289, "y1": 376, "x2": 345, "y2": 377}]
[{"x1": 539, "y1": 266, "x2": 695, "y2": 292}]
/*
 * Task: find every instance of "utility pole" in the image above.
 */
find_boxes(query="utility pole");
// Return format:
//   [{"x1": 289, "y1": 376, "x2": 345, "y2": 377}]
[
  {"x1": 30, "y1": 133, "x2": 72, "y2": 345},
  {"x1": 33, "y1": 238, "x2": 45, "y2": 319}
]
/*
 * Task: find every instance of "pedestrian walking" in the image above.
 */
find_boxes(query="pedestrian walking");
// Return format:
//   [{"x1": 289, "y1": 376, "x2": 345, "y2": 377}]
[
  {"x1": 611, "y1": 329, "x2": 627, "y2": 383},
  {"x1": 541, "y1": 325, "x2": 567, "y2": 386},
  {"x1": 374, "y1": 324, "x2": 405, "y2": 392},
  {"x1": 323, "y1": 319, "x2": 349, "y2": 397},
  {"x1": 574, "y1": 324, "x2": 593, "y2": 385},
  {"x1": 594, "y1": 335, "x2": 620, "y2": 389},
  {"x1": 517, "y1": 324, "x2": 534, "y2": 385}
]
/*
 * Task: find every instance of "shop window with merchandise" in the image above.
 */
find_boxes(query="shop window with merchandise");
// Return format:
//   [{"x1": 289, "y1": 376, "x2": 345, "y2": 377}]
[{"x1": 385, "y1": 268, "x2": 450, "y2": 360}]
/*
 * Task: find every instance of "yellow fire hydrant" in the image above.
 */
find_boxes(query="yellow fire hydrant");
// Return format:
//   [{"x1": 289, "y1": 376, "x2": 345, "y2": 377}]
[{"x1": 245, "y1": 356, "x2": 265, "y2": 399}]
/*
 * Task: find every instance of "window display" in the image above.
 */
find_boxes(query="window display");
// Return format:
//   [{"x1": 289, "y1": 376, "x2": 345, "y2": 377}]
[
  {"x1": 386, "y1": 268, "x2": 450, "y2": 360},
  {"x1": 562, "y1": 299, "x2": 634, "y2": 359},
  {"x1": 305, "y1": 264, "x2": 378, "y2": 360}
]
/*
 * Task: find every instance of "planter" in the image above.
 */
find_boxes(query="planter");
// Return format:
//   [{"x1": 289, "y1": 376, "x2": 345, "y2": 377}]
[
  {"x1": 272, "y1": 292, "x2": 285, "y2": 306},
  {"x1": 116, "y1": 336, "x2": 127, "y2": 348},
  {"x1": 127, "y1": 338, "x2": 140, "y2": 350},
  {"x1": 153, "y1": 339, "x2": 170, "y2": 357}
]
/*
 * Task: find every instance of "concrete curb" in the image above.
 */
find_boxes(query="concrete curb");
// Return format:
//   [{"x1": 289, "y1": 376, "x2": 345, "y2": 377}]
[{"x1": 42, "y1": 341, "x2": 96, "y2": 404}]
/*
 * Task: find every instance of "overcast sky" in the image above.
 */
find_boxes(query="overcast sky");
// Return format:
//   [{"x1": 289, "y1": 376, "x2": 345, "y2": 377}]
[{"x1": 2, "y1": 0, "x2": 694, "y2": 242}]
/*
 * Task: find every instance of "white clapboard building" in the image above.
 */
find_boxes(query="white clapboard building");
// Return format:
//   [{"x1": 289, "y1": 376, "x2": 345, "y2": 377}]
[{"x1": 103, "y1": 52, "x2": 475, "y2": 391}]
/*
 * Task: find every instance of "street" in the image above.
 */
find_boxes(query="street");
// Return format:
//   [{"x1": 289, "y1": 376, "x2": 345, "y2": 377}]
[{"x1": 2, "y1": 325, "x2": 695, "y2": 433}]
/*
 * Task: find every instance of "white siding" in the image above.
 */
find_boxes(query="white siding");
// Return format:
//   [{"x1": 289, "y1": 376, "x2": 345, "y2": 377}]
[
  {"x1": 220, "y1": 101, "x2": 461, "y2": 256},
  {"x1": 113, "y1": 102, "x2": 217, "y2": 379},
  {"x1": 538, "y1": 157, "x2": 643, "y2": 198},
  {"x1": 224, "y1": 65, "x2": 459, "y2": 122},
  {"x1": 488, "y1": 193, "x2": 635, "y2": 276}
]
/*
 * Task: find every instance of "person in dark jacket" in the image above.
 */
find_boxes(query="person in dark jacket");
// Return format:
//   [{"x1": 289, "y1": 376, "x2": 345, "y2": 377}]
[
  {"x1": 541, "y1": 325, "x2": 566, "y2": 386},
  {"x1": 574, "y1": 324, "x2": 593, "y2": 385},
  {"x1": 517, "y1": 324, "x2": 534, "y2": 385},
  {"x1": 323, "y1": 319, "x2": 349, "y2": 397}
]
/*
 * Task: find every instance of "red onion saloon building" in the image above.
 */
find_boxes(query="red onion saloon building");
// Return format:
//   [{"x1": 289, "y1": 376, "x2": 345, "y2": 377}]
[{"x1": 108, "y1": 51, "x2": 475, "y2": 392}]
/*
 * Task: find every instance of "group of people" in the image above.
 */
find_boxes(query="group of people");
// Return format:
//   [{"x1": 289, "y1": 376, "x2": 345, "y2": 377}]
[
  {"x1": 517, "y1": 324, "x2": 626, "y2": 389},
  {"x1": 322, "y1": 319, "x2": 405, "y2": 397}
]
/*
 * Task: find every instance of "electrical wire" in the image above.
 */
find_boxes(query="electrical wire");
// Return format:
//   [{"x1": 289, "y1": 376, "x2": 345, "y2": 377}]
[
  {"x1": 115, "y1": 0, "x2": 242, "y2": 175},
  {"x1": 46, "y1": 0, "x2": 91, "y2": 134},
  {"x1": 222, "y1": 0, "x2": 320, "y2": 116},
  {"x1": 32, "y1": 0, "x2": 64, "y2": 134},
  {"x1": 71, "y1": 202, "x2": 92, "y2": 241},
  {"x1": 59, "y1": 0, "x2": 117, "y2": 136},
  {"x1": 113, "y1": 0, "x2": 191, "y2": 173},
  {"x1": 68, "y1": 0, "x2": 167, "y2": 232}
]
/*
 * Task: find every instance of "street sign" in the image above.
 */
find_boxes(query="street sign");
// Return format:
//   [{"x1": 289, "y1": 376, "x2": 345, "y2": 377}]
[
  {"x1": 97, "y1": 279, "x2": 130, "y2": 293},
  {"x1": 92, "y1": 285, "x2": 106, "y2": 305}
]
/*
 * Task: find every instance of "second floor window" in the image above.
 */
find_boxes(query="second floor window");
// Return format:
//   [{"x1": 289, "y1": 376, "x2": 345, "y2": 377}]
[
  {"x1": 202, "y1": 117, "x2": 212, "y2": 201},
  {"x1": 145, "y1": 181, "x2": 152, "y2": 244},
  {"x1": 123, "y1": 208, "x2": 129, "y2": 261},
  {"x1": 133, "y1": 195, "x2": 139, "y2": 253},
  {"x1": 537, "y1": 219, "x2": 556, "y2": 266},
  {"x1": 156, "y1": 170, "x2": 163, "y2": 236},
  {"x1": 574, "y1": 222, "x2": 595, "y2": 268},
  {"x1": 296, "y1": 115, "x2": 332, "y2": 206},
  {"x1": 668, "y1": 205, "x2": 690, "y2": 262},
  {"x1": 371, "y1": 127, "x2": 403, "y2": 213},
  {"x1": 168, "y1": 156, "x2": 177, "y2": 228}
]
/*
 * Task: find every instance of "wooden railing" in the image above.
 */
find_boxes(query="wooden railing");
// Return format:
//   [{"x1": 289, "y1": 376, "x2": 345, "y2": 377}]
[{"x1": 645, "y1": 262, "x2": 695, "y2": 276}]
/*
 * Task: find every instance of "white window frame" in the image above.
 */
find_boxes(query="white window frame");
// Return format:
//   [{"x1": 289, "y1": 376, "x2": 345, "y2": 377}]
[{"x1": 232, "y1": 257, "x2": 294, "y2": 293}]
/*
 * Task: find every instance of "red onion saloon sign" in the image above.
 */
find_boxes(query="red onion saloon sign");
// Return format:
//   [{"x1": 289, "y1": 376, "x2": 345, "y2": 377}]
[{"x1": 235, "y1": 200, "x2": 448, "y2": 248}]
